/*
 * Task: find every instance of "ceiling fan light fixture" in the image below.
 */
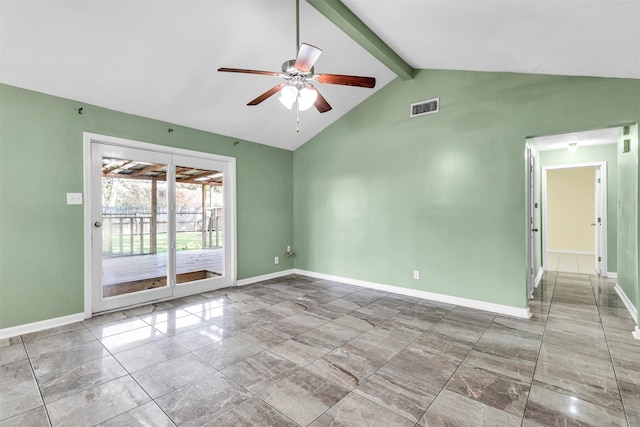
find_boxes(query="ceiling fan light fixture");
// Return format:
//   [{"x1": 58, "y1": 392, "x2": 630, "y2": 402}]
[
  {"x1": 298, "y1": 86, "x2": 317, "y2": 111},
  {"x1": 279, "y1": 85, "x2": 298, "y2": 110}
]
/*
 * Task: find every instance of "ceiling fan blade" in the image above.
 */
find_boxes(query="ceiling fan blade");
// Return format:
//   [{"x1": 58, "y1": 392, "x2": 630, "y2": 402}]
[
  {"x1": 313, "y1": 88, "x2": 332, "y2": 113},
  {"x1": 316, "y1": 73, "x2": 376, "y2": 88},
  {"x1": 294, "y1": 43, "x2": 322, "y2": 72},
  {"x1": 247, "y1": 84, "x2": 285, "y2": 106},
  {"x1": 218, "y1": 68, "x2": 281, "y2": 77}
]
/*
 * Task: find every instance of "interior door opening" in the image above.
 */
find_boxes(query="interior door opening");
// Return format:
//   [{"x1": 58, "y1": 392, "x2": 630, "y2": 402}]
[
  {"x1": 542, "y1": 164, "x2": 605, "y2": 276},
  {"x1": 526, "y1": 127, "x2": 623, "y2": 304}
]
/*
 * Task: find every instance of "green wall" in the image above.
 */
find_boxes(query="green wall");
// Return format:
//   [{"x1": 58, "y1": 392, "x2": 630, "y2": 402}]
[
  {"x1": 617, "y1": 124, "x2": 639, "y2": 321},
  {"x1": 294, "y1": 70, "x2": 640, "y2": 310},
  {"x1": 3, "y1": 70, "x2": 639, "y2": 330},
  {"x1": 0, "y1": 84, "x2": 294, "y2": 329},
  {"x1": 538, "y1": 144, "x2": 619, "y2": 273}
]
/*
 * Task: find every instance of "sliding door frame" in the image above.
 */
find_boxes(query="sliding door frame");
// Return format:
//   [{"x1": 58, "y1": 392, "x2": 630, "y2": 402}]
[{"x1": 83, "y1": 132, "x2": 236, "y2": 318}]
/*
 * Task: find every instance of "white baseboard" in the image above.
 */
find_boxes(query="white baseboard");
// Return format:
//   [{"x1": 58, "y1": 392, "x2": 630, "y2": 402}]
[
  {"x1": 0, "y1": 269, "x2": 292, "y2": 339},
  {"x1": 294, "y1": 269, "x2": 530, "y2": 319},
  {"x1": 614, "y1": 283, "x2": 638, "y2": 324},
  {"x1": 0, "y1": 268, "x2": 535, "y2": 339},
  {"x1": 534, "y1": 268, "x2": 544, "y2": 289},
  {"x1": 0, "y1": 313, "x2": 86, "y2": 340},
  {"x1": 236, "y1": 269, "x2": 295, "y2": 287},
  {"x1": 547, "y1": 249, "x2": 595, "y2": 255},
  {"x1": 606, "y1": 272, "x2": 618, "y2": 279}
]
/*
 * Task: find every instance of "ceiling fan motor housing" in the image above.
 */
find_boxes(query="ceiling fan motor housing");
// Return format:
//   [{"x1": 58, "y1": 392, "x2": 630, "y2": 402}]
[{"x1": 281, "y1": 60, "x2": 314, "y2": 82}]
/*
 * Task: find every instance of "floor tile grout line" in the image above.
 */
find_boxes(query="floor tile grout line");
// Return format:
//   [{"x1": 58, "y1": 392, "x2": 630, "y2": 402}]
[
  {"x1": 22, "y1": 323, "x2": 101, "y2": 425},
  {"x1": 527, "y1": 273, "x2": 629, "y2": 424},
  {"x1": 19, "y1": 336, "x2": 54, "y2": 427},
  {"x1": 325, "y1": 310, "x2": 437, "y2": 425},
  {"x1": 137, "y1": 284, "x2": 362, "y2": 426},
  {"x1": 520, "y1": 271, "x2": 557, "y2": 426},
  {"x1": 227, "y1": 287, "x2": 445, "y2": 426},
  {"x1": 589, "y1": 275, "x2": 633, "y2": 427},
  {"x1": 438, "y1": 312, "x2": 532, "y2": 423}
]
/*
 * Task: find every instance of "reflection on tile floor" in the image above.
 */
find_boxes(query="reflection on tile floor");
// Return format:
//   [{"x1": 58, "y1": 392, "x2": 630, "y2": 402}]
[{"x1": 1, "y1": 272, "x2": 638, "y2": 426}]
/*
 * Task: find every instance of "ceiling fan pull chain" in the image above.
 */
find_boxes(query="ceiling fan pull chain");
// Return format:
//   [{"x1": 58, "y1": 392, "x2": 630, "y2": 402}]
[{"x1": 296, "y1": 102, "x2": 301, "y2": 133}]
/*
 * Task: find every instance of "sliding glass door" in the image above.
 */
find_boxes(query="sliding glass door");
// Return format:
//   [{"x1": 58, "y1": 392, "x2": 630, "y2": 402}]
[{"x1": 90, "y1": 140, "x2": 234, "y2": 313}]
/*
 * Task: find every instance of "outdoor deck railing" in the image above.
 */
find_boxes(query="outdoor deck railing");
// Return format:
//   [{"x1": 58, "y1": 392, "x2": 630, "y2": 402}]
[{"x1": 102, "y1": 210, "x2": 222, "y2": 257}]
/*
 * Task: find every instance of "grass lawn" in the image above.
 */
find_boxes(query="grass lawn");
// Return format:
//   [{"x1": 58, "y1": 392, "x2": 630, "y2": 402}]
[{"x1": 104, "y1": 231, "x2": 223, "y2": 256}]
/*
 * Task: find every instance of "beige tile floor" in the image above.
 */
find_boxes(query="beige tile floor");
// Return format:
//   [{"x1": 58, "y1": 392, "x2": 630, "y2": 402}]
[
  {"x1": 1, "y1": 273, "x2": 638, "y2": 426},
  {"x1": 546, "y1": 251, "x2": 597, "y2": 275}
]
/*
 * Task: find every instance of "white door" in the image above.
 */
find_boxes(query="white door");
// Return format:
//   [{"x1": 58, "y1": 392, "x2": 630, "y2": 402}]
[
  {"x1": 594, "y1": 167, "x2": 602, "y2": 275},
  {"x1": 527, "y1": 146, "x2": 537, "y2": 299},
  {"x1": 90, "y1": 141, "x2": 234, "y2": 313}
]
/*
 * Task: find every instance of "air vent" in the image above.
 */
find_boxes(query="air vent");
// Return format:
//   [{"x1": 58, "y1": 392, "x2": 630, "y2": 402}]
[{"x1": 410, "y1": 98, "x2": 439, "y2": 118}]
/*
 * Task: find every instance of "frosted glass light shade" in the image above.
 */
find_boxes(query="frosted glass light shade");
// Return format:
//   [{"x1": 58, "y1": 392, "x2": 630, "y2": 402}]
[
  {"x1": 279, "y1": 85, "x2": 298, "y2": 110},
  {"x1": 298, "y1": 87, "x2": 317, "y2": 111}
]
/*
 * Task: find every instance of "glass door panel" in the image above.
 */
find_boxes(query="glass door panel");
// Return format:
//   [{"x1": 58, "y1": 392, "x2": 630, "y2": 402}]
[
  {"x1": 92, "y1": 145, "x2": 173, "y2": 312},
  {"x1": 174, "y1": 161, "x2": 225, "y2": 287},
  {"x1": 101, "y1": 158, "x2": 169, "y2": 296}
]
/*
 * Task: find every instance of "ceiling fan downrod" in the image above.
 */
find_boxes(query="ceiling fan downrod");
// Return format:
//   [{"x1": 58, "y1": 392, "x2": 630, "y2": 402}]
[{"x1": 296, "y1": 0, "x2": 300, "y2": 55}]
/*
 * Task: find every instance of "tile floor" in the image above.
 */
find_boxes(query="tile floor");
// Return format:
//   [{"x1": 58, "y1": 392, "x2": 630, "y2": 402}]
[
  {"x1": 1, "y1": 272, "x2": 638, "y2": 426},
  {"x1": 546, "y1": 251, "x2": 597, "y2": 275}
]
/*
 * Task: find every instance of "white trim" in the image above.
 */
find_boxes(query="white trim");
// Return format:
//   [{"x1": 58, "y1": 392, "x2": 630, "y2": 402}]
[
  {"x1": 294, "y1": 269, "x2": 531, "y2": 319},
  {"x1": 614, "y1": 283, "x2": 638, "y2": 324},
  {"x1": 236, "y1": 269, "x2": 295, "y2": 287},
  {"x1": 0, "y1": 313, "x2": 86, "y2": 340},
  {"x1": 606, "y1": 272, "x2": 618, "y2": 279},
  {"x1": 83, "y1": 132, "x2": 236, "y2": 162},
  {"x1": 541, "y1": 161, "x2": 607, "y2": 275},
  {"x1": 633, "y1": 326, "x2": 640, "y2": 340},
  {"x1": 542, "y1": 162, "x2": 609, "y2": 171},
  {"x1": 547, "y1": 250, "x2": 595, "y2": 255},
  {"x1": 83, "y1": 137, "x2": 93, "y2": 319},
  {"x1": 534, "y1": 268, "x2": 544, "y2": 289}
]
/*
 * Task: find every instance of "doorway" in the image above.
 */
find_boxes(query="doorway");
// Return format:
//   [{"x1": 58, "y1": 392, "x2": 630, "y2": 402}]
[
  {"x1": 542, "y1": 163, "x2": 606, "y2": 275},
  {"x1": 83, "y1": 133, "x2": 236, "y2": 315}
]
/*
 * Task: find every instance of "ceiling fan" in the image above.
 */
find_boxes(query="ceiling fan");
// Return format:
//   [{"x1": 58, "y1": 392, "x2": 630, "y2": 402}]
[{"x1": 217, "y1": 0, "x2": 376, "y2": 130}]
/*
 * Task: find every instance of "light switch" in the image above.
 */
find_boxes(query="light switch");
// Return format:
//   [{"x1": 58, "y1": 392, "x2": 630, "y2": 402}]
[{"x1": 67, "y1": 193, "x2": 83, "y2": 205}]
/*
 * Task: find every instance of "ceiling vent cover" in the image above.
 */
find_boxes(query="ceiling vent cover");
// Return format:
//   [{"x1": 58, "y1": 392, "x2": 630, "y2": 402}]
[{"x1": 410, "y1": 98, "x2": 439, "y2": 118}]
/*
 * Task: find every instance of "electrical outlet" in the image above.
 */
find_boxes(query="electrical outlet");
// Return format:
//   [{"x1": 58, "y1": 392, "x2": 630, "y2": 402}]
[
  {"x1": 274, "y1": 256, "x2": 279, "y2": 265},
  {"x1": 287, "y1": 246, "x2": 291, "y2": 252},
  {"x1": 413, "y1": 270, "x2": 420, "y2": 280}
]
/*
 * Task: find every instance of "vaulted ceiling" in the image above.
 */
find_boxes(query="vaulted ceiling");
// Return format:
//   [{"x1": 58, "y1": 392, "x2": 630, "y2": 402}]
[{"x1": 2, "y1": 1, "x2": 639, "y2": 151}]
